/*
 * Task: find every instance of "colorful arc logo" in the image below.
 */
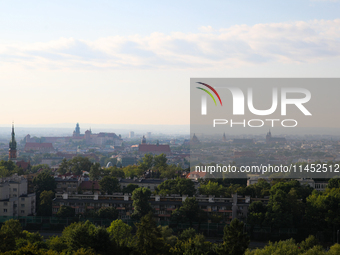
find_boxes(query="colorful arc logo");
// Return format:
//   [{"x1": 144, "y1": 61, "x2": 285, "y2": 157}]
[{"x1": 196, "y1": 82, "x2": 223, "y2": 106}]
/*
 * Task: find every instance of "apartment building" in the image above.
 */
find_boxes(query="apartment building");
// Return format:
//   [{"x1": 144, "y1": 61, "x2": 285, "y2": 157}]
[
  {"x1": 0, "y1": 175, "x2": 36, "y2": 217},
  {"x1": 52, "y1": 193, "x2": 250, "y2": 223}
]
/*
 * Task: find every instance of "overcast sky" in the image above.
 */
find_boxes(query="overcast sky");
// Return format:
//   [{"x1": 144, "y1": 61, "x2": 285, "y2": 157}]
[{"x1": 0, "y1": 0, "x2": 339, "y2": 126}]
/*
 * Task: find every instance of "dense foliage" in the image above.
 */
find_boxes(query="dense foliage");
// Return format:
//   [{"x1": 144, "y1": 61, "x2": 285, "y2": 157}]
[{"x1": 2, "y1": 217, "x2": 339, "y2": 255}]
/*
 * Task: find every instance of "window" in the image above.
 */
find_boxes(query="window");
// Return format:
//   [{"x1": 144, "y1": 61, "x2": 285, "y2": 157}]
[
  {"x1": 3, "y1": 209, "x2": 7, "y2": 213},
  {"x1": 13, "y1": 188, "x2": 17, "y2": 192},
  {"x1": 21, "y1": 204, "x2": 25, "y2": 208},
  {"x1": 21, "y1": 210, "x2": 25, "y2": 214},
  {"x1": 21, "y1": 198, "x2": 25, "y2": 201},
  {"x1": 4, "y1": 202, "x2": 7, "y2": 206}
]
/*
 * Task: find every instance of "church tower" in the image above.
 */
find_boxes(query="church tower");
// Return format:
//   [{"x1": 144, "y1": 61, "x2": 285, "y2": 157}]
[
  {"x1": 266, "y1": 130, "x2": 272, "y2": 144},
  {"x1": 141, "y1": 135, "x2": 146, "y2": 144},
  {"x1": 9, "y1": 123, "x2": 17, "y2": 160},
  {"x1": 222, "y1": 132, "x2": 227, "y2": 142},
  {"x1": 191, "y1": 133, "x2": 200, "y2": 145},
  {"x1": 73, "y1": 123, "x2": 81, "y2": 137}
]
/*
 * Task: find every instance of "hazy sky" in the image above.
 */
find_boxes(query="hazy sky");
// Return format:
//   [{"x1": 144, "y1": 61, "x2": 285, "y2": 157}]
[{"x1": 1, "y1": 0, "x2": 339, "y2": 126}]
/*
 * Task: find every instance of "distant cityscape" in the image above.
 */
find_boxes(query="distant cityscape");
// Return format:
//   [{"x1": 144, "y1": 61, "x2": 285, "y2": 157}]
[{"x1": 0, "y1": 122, "x2": 340, "y2": 253}]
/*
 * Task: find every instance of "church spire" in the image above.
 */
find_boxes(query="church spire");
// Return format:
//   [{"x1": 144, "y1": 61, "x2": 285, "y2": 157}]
[{"x1": 9, "y1": 122, "x2": 17, "y2": 160}]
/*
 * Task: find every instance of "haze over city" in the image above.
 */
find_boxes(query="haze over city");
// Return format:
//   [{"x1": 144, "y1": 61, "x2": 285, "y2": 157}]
[{"x1": 1, "y1": 0, "x2": 340, "y2": 127}]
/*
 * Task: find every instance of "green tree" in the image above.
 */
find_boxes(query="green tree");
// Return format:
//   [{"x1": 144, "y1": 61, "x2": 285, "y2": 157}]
[
  {"x1": 89, "y1": 162, "x2": 101, "y2": 181},
  {"x1": 69, "y1": 156, "x2": 92, "y2": 175},
  {"x1": 160, "y1": 164, "x2": 181, "y2": 179},
  {"x1": 171, "y1": 197, "x2": 204, "y2": 227},
  {"x1": 122, "y1": 165, "x2": 144, "y2": 178},
  {"x1": 264, "y1": 181, "x2": 304, "y2": 228},
  {"x1": 244, "y1": 239, "x2": 299, "y2": 255},
  {"x1": 47, "y1": 235, "x2": 68, "y2": 253},
  {"x1": 139, "y1": 154, "x2": 153, "y2": 172},
  {"x1": 99, "y1": 176, "x2": 120, "y2": 195},
  {"x1": 245, "y1": 179, "x2": 271, "y2": 198},
  {"x1": 299, "y1": 235, "x2": 320, "y2": 252},
  {"x1": 305, "y1": 187, "x2": 340, "y2": 231},
  {"x1": 220, "y1": 218, "x2": 249, "y2": 255},
  {"x1": 15, "y1": 230, "x2": 47, "y2": 250},
  {"x1": 199, "y1": 180, "x2": 225, "y2": 196},
  {"x1": 153, "y1": 153, "x2": 167, "y2": 169},
  {"x1": 96, "y1": 207, "x2": 118, "y2": 219},
  {"x1": 171, "y1": 233, "x2": 213, "y2": 255},
  {"x1": 57, "y1": 159, "x2": 69, "y2": 175},
  {"x1": 0, "y1": 160, "x2": 18, "y2": 172},
  {"x1": 0, "y1": 166, "x2": 10, "y2": 182},
  {"x1": 176, "y1": 178, "x2": 196, "y2": 196},
  {"x1": 329, "y1": 243, "x2": 340, "y2": 255},
  {"x1": 33, "y1": 172, "x2": 56, "y2": 212},
  {"x1": 159, "y1": 226, "x2": 177, "y2": 246},
  {"x1": 106, "y1": 166, "x2": 125, "y2": 178},
  {"x1": 247, "y1": 201, "x2": 266, "y2": 228},
  {"x1": 107, "y1": 219, "x2": 133, "y2": 251},
  {"x1": 2, "y1": 243, "x2": 52, "y2": 255},
  {"x1": 0, "y1": 219, "x2": 24, "y2": 252},
  {"x1": 38, "y1": 190, "x2": 54, "y2": 216},
  {"x1": 31, "y1": 164, "x2": 51, "y2": 174},
  {"x1": 178, "y1": 228, "x2": 197, "y2": 241},
  {"x1": 131, "y1": 187, "x2": 153, "y2": 220},
  {"x1": 57, "y1": 205, "x2": 75, "y2": 218},
  {"x1": 155, "y1": 178, "x2": 196, "y2": 196},
  {"x1": 135, "y1": 212, "x2": 166, "y2": 255},
  {"x1": 327, "y1": 178, "x2": 340, "y2": 189},
  {"x1": 122, "y1": 183, "x2": 139, "y2": 194},
  {"x1": 15, "y1": 167, "x2": 25, "y2": 176},
  {"x1": 61, "y1": 220, "x2": 115, "y2": 255}
]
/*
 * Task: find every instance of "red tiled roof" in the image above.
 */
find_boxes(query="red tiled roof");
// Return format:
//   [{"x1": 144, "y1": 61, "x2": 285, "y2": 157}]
[
  {"x1": 139, "y1": 144, "x2": 171, "y2": 153},
  {"x1": 186, "y1": 171, "x2": 207, "y2": 178},
  {"x1": 16, "y1": 160, "x2": 30, "y2": 170},
  {"x1": 24, "y1": 143, "x2": 54, "y2": 149},
  {"x1": 79, "y1": 181, "x2": 100, "y2": 190}
]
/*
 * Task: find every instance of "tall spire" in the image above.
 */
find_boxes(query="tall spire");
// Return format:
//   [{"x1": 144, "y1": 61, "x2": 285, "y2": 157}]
[
  {"x1": 9, "y1": 122, "x2": 17, "y2": 160},
  {"x1": 9, "y1": 123, "x2": 16, "y2": 150}
]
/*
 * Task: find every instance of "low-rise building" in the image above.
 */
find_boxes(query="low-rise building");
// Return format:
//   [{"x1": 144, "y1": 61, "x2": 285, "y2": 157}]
[
  {"x1": 55, "y1": 177, "x2": 81, "y2": 194},
  {"x1": 24, "y1": 142, "x2": 55, "y2": 153}
]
